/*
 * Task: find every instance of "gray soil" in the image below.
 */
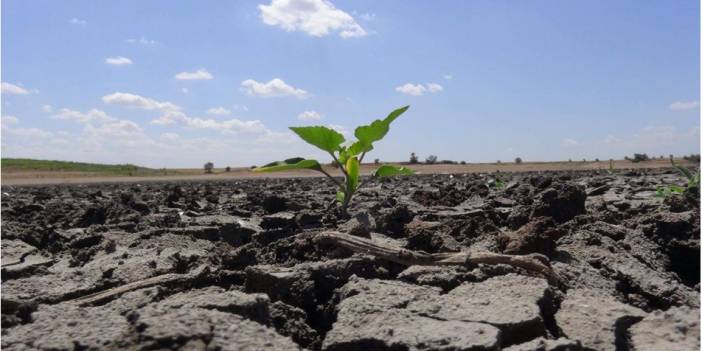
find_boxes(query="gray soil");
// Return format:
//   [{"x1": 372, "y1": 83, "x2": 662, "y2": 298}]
[{"x1": 1, "y1": 168, "x2": 699, "y2": 350}]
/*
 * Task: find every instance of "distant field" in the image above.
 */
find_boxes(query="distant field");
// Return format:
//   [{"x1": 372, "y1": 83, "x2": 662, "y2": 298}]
[
  {"x1": 1, "y1": 157, "x2": 698, "y2": 186},
  {"x1": 1, "y1": 158, "x2": 174, "y2": 177}
]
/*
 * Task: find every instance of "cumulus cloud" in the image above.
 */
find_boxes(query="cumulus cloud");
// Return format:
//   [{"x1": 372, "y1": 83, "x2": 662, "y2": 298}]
[
  {"x1": 259, "y1": 0, "x2": 367, "y2": 38},
  {"x1": 151, "y1": 110, "x2": 268, "y2": 135},
  {"x1": 426, "y1": 83, "x2": 443, "y2": 93},
  {"x1": 207, "y1": 107, "x2": 232, "y2": 116},
  {"x1": 126, "y1": 37, "x2": 158, "y2": 45},
  {"x1": 241, "y1": 78, "x2": 308, "y2": 98},
  {"x1": 42, "y1": 105, "x2": 54, "y2": 113},
  {"x1": 327, "y1": 124, "x2": 349, "y2": 136},
  {"x1": 175, "y1": 69, "x2": 213, "y2": 80},
  {"x1": 298, "y1": 110, "x2": 322, "y2": 121},
  {"x1": 102, "y1": 92, "x2": 181, "y2": 112},
  {"x1": 160, "y1": 132, "x2": 180, "y2": 141},
  {"x1": 395, "y1": 82, "x2": 444, "y2": 96},
  {"x1": 2, "y1": 115, "x2": 19, "y2": 127},
  {"x1": 669, "y1": 101, "x2": 700, "y2": 111},
  {"x1": 1, "y1": 82, "x2": 30, "y2": 95},
  {"x1": 105, "y1": 56, "x2": 133, "y2": 66},
  {"x1": 561, "y1": 138, "x2": 578, "y2": 147},
  {"x1": 69, "y1": 18, "x2": 86, "y2": 25},
  {"x1": 50, "y1": 108, "x2": 115, "y2": 124}
]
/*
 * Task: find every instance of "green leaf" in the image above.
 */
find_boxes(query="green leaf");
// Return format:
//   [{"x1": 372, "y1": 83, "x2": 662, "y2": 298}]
[
  {"x1": 289, "y1": 126, "x2": 345, "y2": 153},
  {"x1": 354, "y1": 106, "x2": 409, "y2": 152},
  {"x1": 674, "y1": 165, "x2": 694, "y2": 180},
  {"x1": 346, "y1": 156, "x2": 360, "y2": 193},
  {"x1": 373, "y1": 165, "x2": 414, "y2": 177},
  {"x1": 336, "y1": 191, "x2": 345, "y2": 204},
  {"x1": 669, "y1": 185, "x2": 685, "y2": 193},
  {"x1": 347, "y1": 141, "x2": 370, "y2": 157},
  {"x1": 253, "y1": 158, "x2": 322, "y2": 172}
]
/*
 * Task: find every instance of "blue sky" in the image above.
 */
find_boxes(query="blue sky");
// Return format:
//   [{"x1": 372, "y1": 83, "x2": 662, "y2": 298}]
[{"x1": 2, "y1": 0, "x2": 700, "y2": 168}]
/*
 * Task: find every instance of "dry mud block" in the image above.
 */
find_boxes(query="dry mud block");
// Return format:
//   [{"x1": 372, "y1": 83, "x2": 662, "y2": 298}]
[
  {"x1": 629, "y1": 306, "x2": 700, "y2": 351},
  {"x1": 556, "y1": 289, "x2": 646, "y2": 351},
  {"x1": 323, "y1": 273, "x2": 552, "y2": 350},
  {"x1": 2, "y1": 288, "x2": 302, "y2": 350}
]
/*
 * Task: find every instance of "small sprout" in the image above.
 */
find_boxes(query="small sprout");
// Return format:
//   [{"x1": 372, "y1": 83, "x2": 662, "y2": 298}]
[
  {"x1": 254, "y1": 106, "x2": 414, "y2": 214},
  {"x1": 607, "y1": 159, "x2": 615, "y2": 175},
  {"x1": 487, "y1": 174, "x2": 505, "y2": 190},
  {"x1": 670, "y1": 156, "x2": 700, "y2": 188}
]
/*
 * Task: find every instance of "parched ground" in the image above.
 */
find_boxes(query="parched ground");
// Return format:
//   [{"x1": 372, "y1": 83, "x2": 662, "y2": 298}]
[{"x1": 1, "y1": 168, "x2": 699, "y2": 350}]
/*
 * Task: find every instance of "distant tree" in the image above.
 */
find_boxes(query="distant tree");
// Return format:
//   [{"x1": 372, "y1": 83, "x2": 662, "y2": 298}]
[
  {"x1": 595, "y1": 158, "x2": 600, "y2": 162},
  {"x1": 582, "y1": 158, "x2": 587, "y2": 162},
  {"x1": 204, "y1": 162, "x2": 214, "y2": 174},
  {"x1": 225, "y1": 166, "x2": 231, "y2": 172},
  {"x1": 460, "y1": 161, "x2": 466, "y2": 165},
  {"x1": 515, "y1": 157, "x2": 523, "y2": 164},
  {"x1": 425, "y1": 155, "x2": 438, "y2": 164},
  {"x1": 496, "y1": 160, "x2": 501, "y2": 164},
  {"x1": 568, "y1": 159, "x2": 572, "y2": 163},
  {"x1": 374, "y1": 158, "x2": 380, "y2": 165},
  {"x1": 684, "y1": 154, "x2": 701, "y2": 163},
  {"x1": 629, "y1": 153, "x2": 649, "y2": 163},
  {"x1": 409, "y1": 152, "x2": 419, "y2": 164}
]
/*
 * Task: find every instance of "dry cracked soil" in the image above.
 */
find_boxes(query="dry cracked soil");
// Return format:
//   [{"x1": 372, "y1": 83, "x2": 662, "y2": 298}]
[{"x1": 1, "y1": 168, "x2": 700, "y2": 350}]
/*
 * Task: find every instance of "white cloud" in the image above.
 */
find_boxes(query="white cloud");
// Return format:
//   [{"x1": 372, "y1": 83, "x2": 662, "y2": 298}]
[
  {"x1": 426, "y1": 83, "x2": 443, "y2": 93},
  {"x1": 4, "y1": 127, "x2": 54, "y2": 138},
  {"x1": 395, "y1": 83, "x2": 427, "y2": 96},
  {"x1": 151, "y1": 110, "x2": 268, "y2": 134},
  {"x1": 358, "y1": 13, "x2": 376, "y2": 21},
  {"x1": 126, "y1": 37, "x2": 158, "y2": 45},
  {"x1": 327, "y1": 124, "x2": 349, "y2": 136},
  {"x1": 69, "y1": 18, "x2": 86, "y2": 25},
  {"x1": 395, "y1": 82, "x2": 443, "y2": 96},
  {"x1": 259, "y1": 0, "x2": 367, "y2": 38},
  {"x1": 207, "y1": 107, "x2": 232, "y2": 116},
  {"x1": 443, "y1": 74, "x2": 453, "y2": 80},
  {"x1": 561, "y1": 138, "x2": 578, "y2": 147},
  {"x1": 175, "y1": 68, "x2": 213, "y2": 80},
  {"x1": 298, "y1": 110, "x2": 322, "y2": 121},
  {"x1": 182, "y1": 88, "x2": 189, "y2": 94},
  {"x1": 233, "y1": 104, "x2": 249, "y2": 111},
  {"x1": 42, "y1": 105, "x2": 54, "y2": 113},
  {"x1": 241, "y1": 78, "x2": 308, "y2": 98},
  {"x1": 51, "y1": 108, "x2": 115, "y2": 124},
  {"x1": 105, "y1": 56, "x2": 133, "y2": 66},
  {"x1": 669, "y1": 101, "x2": 700, "y2": 111},
  {"x1": 1, "y1": 82, "x2": 30, "y2": 95},
  {"x1": 2, "y1": 115, "x2": 19, "y2": 127},
  {"x1": 86, "y1": 119, "x2": 143, "y2": 138},
  {"x1": 102, "y1": 92, "x2": 181, "y2": 112},
  {"x1": 604, "y1": 135, "x2": 621, "y2": 144},
  {"x1": 160, "y1": 132, "x2": 180, "y2": 141}
]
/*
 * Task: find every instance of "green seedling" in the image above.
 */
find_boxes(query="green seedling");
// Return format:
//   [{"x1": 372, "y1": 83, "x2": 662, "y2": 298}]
[
  {"x1": 253, "y1": 106, "x2": 414, "y2": 213},
  {"x1": 655, "y1": 184, "x2": 685, "y2": 198},
  {"x1": 670, "y1": 157, "x2": 700, "y2": 188},
  {"x1": 655, "y1": 157, "x2": 700, "y2": 198},
  {"x1": 607, "y1": 159, "x2": 615, "y2": 175},
  {"x1": 487, "y1": 174, "x2": 505, "y2": 190}
]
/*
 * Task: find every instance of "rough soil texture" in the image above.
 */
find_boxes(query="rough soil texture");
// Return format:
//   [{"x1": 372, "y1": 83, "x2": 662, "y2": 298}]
[{"x1": 1, "y1": 168, "x2": 699, "y2": 350}]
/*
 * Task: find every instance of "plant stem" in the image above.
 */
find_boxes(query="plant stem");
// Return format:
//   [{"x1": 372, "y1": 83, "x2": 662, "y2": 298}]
[{"x1": 318, "y1": 168, "x2": 344, "y2": 189}]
